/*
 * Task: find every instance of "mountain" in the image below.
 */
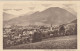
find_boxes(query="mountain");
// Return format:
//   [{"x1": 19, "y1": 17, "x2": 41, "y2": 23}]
[
  {"x1": 65, "y1": 19, "x2": 77, "y2": 31},
  {"x1": 4, "y1": 7, "x2": 77, "y2": 26},
  {"x1": 3, "y1": 12, "x2": 16, "y2": 21},
  {"x1": 71, "y1": 19, "x2": 77, "y2": 23}
]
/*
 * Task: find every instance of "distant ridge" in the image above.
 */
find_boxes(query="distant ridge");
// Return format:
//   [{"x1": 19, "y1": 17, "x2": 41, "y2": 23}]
[{"x1": 3, "y1": 12, "x2": 16, "y2": 21}]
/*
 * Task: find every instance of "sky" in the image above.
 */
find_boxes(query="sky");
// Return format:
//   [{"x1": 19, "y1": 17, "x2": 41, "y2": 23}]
[{"x1": 3, "y1": 2, "x2": 77, "y2": 19}]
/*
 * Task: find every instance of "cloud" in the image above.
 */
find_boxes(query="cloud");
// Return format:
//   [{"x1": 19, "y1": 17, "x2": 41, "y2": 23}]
[
  {"x1": 13, "y1": 9, "x2": 23, "y2": 11},
  {"x1": 42, "y1": 4, "x2": 52, "y2": 7},
  {"x1": 28, "y1": 7, "x2": 35, "y2": 10},
  {"x1": 3, "y1": 9, "x2": 13, "y2": 11}
]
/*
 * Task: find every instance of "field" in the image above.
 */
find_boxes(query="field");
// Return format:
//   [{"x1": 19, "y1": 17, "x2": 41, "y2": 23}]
[{"x1": 5, "y1": 35, "x2": 77, "y2": 49}]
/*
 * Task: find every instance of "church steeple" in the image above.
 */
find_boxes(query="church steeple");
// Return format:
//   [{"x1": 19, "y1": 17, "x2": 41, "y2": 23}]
[{"x1": 50, "y1": 24, "x2": 53, "y2": 31}]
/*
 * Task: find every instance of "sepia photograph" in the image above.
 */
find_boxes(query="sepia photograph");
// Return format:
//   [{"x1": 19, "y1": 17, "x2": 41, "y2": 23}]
[
  {"x1": 3, "y1": 2, "x2": 77, "y2": 49},
  {"x1": 0, "y1": 0, "x2": 80, "y2": 1}
]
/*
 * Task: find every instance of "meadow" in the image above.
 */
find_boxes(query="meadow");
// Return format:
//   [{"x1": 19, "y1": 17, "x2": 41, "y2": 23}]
[{"x1": 6, "y1": 35, "x2": 77, "y2": 49}]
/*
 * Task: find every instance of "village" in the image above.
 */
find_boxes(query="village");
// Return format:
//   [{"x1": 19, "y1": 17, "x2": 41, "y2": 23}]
[{"x1": 3, "y1": 22, "x2": 77, "y2": 48}]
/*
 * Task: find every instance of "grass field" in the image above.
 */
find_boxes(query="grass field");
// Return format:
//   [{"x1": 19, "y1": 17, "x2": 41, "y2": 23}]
[{"x1": 5, "y1": 35, "x2": 77, "y2": 49}]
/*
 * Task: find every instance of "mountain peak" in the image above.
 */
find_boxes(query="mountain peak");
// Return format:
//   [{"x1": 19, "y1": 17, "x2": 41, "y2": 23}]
[
  {"x1": 4, "y1": 7, "x2": 77, "y2": 26},
  {"x1": 44, "y1": 7, "x2": 63, "y2": 11}
]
